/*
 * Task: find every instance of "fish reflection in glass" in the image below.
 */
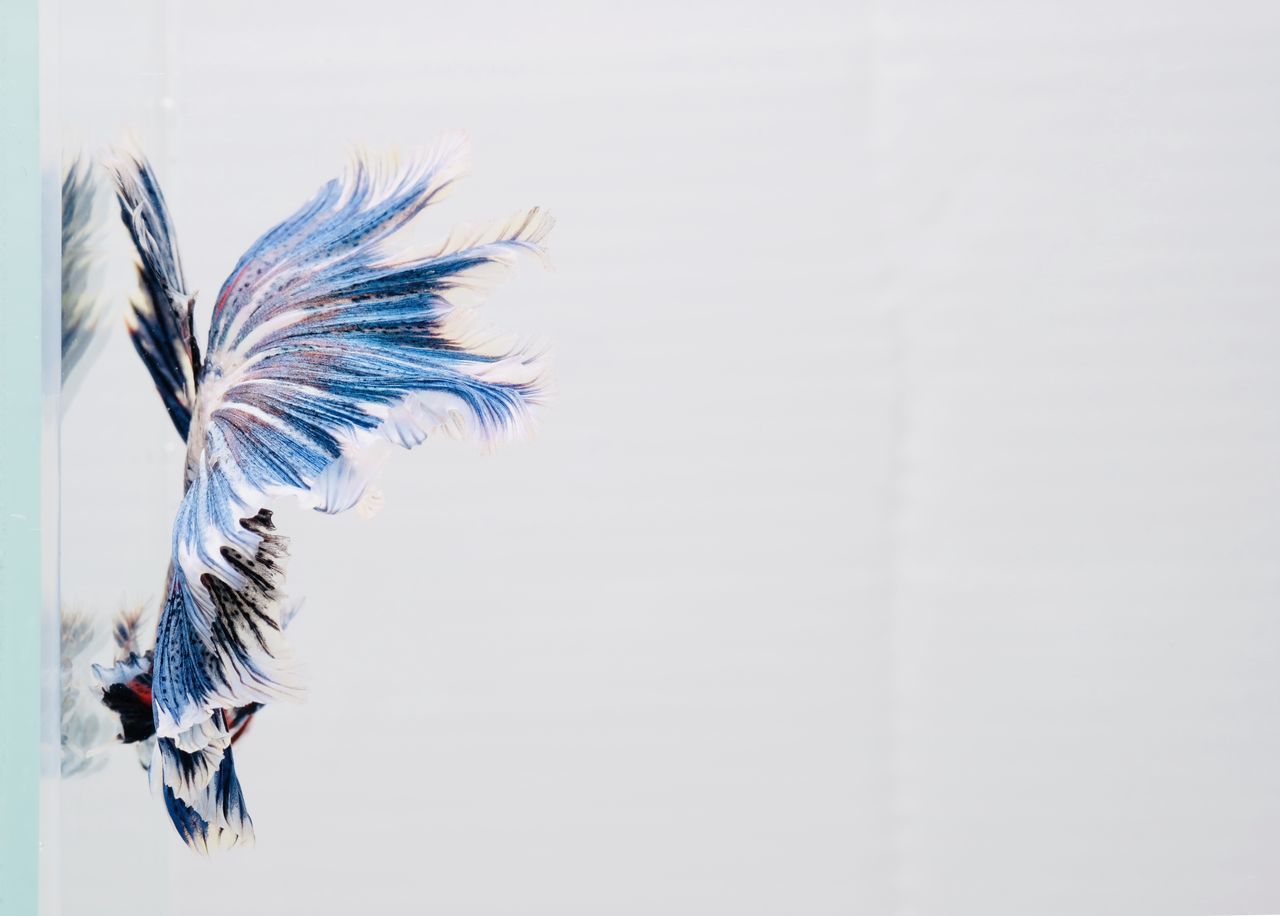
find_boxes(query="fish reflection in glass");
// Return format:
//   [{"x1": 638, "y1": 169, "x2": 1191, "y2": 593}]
[{"x1": 60, "y1": 156, "x2": 118, "y2": 779}]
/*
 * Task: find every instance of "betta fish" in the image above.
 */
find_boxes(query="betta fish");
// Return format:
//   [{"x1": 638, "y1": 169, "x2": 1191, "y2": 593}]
[{"x1": 93, "y1": 135, "x2": 551, "y2": 852}]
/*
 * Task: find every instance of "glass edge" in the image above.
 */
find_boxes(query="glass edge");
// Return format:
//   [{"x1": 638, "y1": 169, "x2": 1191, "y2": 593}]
[
  {"x1": 38, "y1": 0, "x2": 63, "y2": 911},
  {"x1": 0, "y1": 0, "x2": 60, "y2": 912},
  {"x1": 0, "y1": 0, "x2": 45, "y2": 911}
]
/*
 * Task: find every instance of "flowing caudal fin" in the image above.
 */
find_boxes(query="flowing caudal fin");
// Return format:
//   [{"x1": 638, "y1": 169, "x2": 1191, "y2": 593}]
[{"x1": 159, "y1": 730, "x2": 255, "y2": 853}]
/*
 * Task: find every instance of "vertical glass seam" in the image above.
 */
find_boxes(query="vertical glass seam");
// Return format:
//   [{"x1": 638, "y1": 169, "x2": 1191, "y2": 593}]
[{"x1": 0, "y1": 0, "x2": 44, "y2": 911}]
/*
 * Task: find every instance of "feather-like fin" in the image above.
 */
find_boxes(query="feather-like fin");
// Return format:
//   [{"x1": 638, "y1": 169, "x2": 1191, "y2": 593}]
[
  {"x1": 156, "y1": 141, "x2": 551, "y2": 741},
  {"x1": 110, "y1": 152, "x2": 199, "y2": 438},
  {"x1": 160, "y1": 733, "x2": 254, "y2": 853},
  {"x1": 153, "y1": 509, "x2": 298, "y2": 737}
]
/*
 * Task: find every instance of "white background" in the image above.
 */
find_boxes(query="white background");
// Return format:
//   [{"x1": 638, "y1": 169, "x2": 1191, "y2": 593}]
[{"x1": 57, "y1": 2, "x2": 1280, "y2": 914}]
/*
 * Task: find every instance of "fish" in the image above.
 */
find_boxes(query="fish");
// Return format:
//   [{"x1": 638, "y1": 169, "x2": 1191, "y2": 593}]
[{"x1": 101, "y1": 134, "x2": 551, "y2": 851}]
